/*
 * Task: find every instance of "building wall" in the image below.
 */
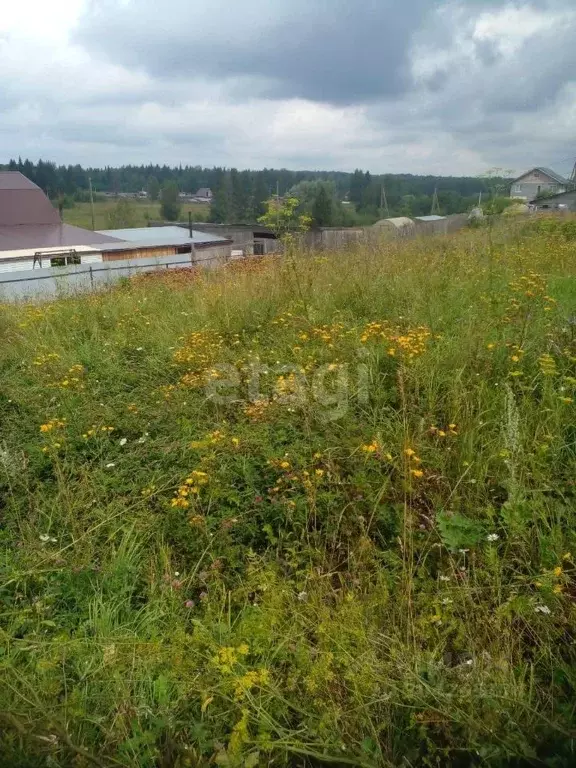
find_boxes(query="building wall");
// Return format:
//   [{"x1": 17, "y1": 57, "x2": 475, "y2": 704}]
[
  {"x1": 511, "y1": 171, "x2": 566, "y2": 200},
  {"x1": 0, "y1": 248, "x2": 231, "y2": 300},
  {"x1": 414, "y1": 219, "x2": 449, "y2": 236},
  {"x1": 301, "y1": 228, "x2": 368, "y2": 250},
  {"x1": 101, "y1": 243, "x2": 232, "y2": 264},
  {"x1": 194, "y1": 244, "x2": 233, "y2": 267},
  {"x1": 533, "y1": 191, "x2": 576, "y2": 212},
  {"x1": 102, "y1": 246, "x2": 177, "y2": 261},
  {"x1": 0, "y1": 251, "x2": 102, "y2": 274},
  {"x1": 182, "y1": 224, "x2": 277, "y2": 256}
]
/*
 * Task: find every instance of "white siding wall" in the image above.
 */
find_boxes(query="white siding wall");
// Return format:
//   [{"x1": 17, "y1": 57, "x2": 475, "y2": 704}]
[{"x1": 0, "y1": 251, "x2": 103, "y2": 273}]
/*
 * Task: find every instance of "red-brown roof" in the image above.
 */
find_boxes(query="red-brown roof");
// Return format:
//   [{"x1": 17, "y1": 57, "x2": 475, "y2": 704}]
[
  {"x1": 0, "y1": 172, "x2": 122, "y2": 252},
  {"x1": 0, "y1": 224, "x2": 121, "y2": 252},
  {"x1": 0, "y1": 172, "x2": 61, "y2": 226}
]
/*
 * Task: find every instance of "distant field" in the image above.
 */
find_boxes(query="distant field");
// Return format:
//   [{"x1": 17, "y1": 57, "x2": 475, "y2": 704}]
[{"x1": 63, "y1": 199, "x2": 211, "y2": 230}]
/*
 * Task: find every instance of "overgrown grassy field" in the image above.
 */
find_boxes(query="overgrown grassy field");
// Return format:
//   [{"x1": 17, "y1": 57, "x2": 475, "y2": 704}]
[
  {"x1": 63, "y1": 200, "x2": 210, "y2": 230},
  {"x1": 1, "y1": 218, "x2": 576, "y2": 766}
]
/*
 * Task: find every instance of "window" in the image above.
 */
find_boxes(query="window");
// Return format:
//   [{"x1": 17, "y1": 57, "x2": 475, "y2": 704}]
[
  {"x1": 50, "y1": 253, "x2": 81, "y2": 267},
  {"x1": 513, "y1": 185, "x2": 522, "y2": 193}
]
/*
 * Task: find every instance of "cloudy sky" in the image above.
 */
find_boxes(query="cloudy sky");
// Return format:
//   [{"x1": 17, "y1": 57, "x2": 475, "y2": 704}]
[{"x1": 0, "y1": 0, "x2": 575, "y2": 176}]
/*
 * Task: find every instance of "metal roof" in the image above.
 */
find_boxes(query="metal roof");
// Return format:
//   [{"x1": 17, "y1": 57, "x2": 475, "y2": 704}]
[
  {"x1": 513, "y1": 167, "x2": 570, "y2": 185},
  {"x1": 96, "y1": 226, "x2": 230, "y2": 248},
  {"x1": 530, "y1": 188, "x2": 576, "y2": 203},
  {"x1": 0, "y1": 223, "x2": 121, "y2": 253},
  {"x1": 0, "y1": 172, "x2": 61, "y2": 227},
  {"x1": 0, "y1": 172, "x2": 41, "y2": 190},
  {"x1": 414, "y1": 215, "x2": 446, "y2": 221},
  {"x1": 0, "y1": 172, "x2": 124, "y2": 252},
  {"x1": 537, "y1": 167, "x2": 570, "y2": 185},
  {"x1": 374, "y1": 217, "x2": 414, "y2": 229}
]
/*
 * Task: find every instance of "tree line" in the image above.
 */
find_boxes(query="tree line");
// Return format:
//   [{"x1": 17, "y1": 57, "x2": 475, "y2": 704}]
[{"x1": 1, "y1": 158, "x2": 505, "y2": 225}]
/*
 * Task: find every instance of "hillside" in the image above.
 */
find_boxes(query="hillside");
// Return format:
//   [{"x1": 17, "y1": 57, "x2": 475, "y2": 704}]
[{"x1": 1, "y1": 218, "x2": 576, "y2": 766}]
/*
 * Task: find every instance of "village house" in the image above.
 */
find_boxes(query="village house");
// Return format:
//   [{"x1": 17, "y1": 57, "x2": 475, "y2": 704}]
[
  {"x1": 192, "y1": 188, "x2": 213, "y2": 203},
  {"x1": 510, "y1": 168, "x2": 570, "y2": 201}
]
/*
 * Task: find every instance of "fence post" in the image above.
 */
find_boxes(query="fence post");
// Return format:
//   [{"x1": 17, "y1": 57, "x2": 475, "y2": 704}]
[{"x1": 89, "y1": 266, "x2": 94, "y2": 289}]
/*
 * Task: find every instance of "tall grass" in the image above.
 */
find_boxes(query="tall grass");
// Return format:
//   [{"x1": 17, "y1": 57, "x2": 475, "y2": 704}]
[{"x1": 1, "y1": 218, "x2": 576, "y2": 766}]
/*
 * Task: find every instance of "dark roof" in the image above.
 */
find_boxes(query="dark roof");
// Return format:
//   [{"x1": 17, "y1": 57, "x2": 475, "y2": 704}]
[
  {"x1": 0, "y1": 171, "x2": 61, "y2": 226},
  {"x1": 0, "y1": 172, "x2": 41, "y2": 190},
  {"x1": 538, "y1": 167, "x2": 570, "y2": 184},
  {"x1": 0, "y1": 171, "x2": 124, "y2": 252},
  {"x1": 0, "y1": 224, "x2": 121, "y2": 252},
  {"x1": 530, "y1": 188, "x2": 576, "y2": 204},
  {"x1": 514, "y1": 167, "x2": 570, "y2": 185}
]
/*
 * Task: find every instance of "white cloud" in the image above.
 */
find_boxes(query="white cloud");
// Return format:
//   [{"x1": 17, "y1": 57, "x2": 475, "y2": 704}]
[{"x1": 0, "y1": 0, "x2": 574, "y2": 176}]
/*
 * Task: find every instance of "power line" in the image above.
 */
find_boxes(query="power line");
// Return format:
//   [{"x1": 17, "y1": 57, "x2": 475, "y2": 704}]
[
  {"x1": 430, "y1": 187, "x2": 441, "y2": 215},
  {"x1": 380, "y1": 184, "x2": 389, "y2": 218}
]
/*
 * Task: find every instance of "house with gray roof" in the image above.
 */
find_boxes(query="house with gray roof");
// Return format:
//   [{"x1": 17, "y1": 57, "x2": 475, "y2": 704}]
[
  {"x1": 530, "y1": 189, "x2": 576, "y2": 212},
  {"x1": 510, "y1": 168, "x2": 570, "y2": 201}
]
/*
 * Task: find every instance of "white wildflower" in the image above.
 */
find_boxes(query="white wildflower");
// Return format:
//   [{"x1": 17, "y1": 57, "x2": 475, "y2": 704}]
[
  {"x1": 487, "y1": 533, "x2": 499, "y2": 542},
  {"x1": 119, "y1": 438, "x2": 127, "y2": 447},
  {"x1": 439, "y1": 575, "x2": 451, "y2": 582},
  {"x1": 106, "y1": 462, "x2": 115, "y2": 468},
  {"x1": 458, "y1": 549, "x2": 470, "y2": 554},
  {"x1": 39, "y1": 534, "x2": 50, "y2": 543},
  {"x1": 535, "y1": 605, "x2": 551, "y2": 615},
  {"x1": 297, "y1": 591, "x2": 308, "y2": 602},
  {"x1": 136, "y1": 347, "x2": 144, "y2": 352}
]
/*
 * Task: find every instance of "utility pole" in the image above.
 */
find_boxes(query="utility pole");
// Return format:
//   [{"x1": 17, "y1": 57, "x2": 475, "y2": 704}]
[
  {"x1": 430, "y1": 187, "x2": 441, "y2": 215},
  {"x1": 570, "y1": 160, "x2": 576, "y2": 187},
  {"x1": 88, "y1": 177, "x2": 96, "y2": 231},
  {"x1": 188, "y1": 212, "x2": 196, "y2": 264},
  {"x1": 380, "y1": 184, "x2": 390, "y2": 218}
]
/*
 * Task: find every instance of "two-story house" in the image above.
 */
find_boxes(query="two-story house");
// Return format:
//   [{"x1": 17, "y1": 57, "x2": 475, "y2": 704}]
[{"x1": 510, "y1": 168, "x2": 570, "y2": 200}]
